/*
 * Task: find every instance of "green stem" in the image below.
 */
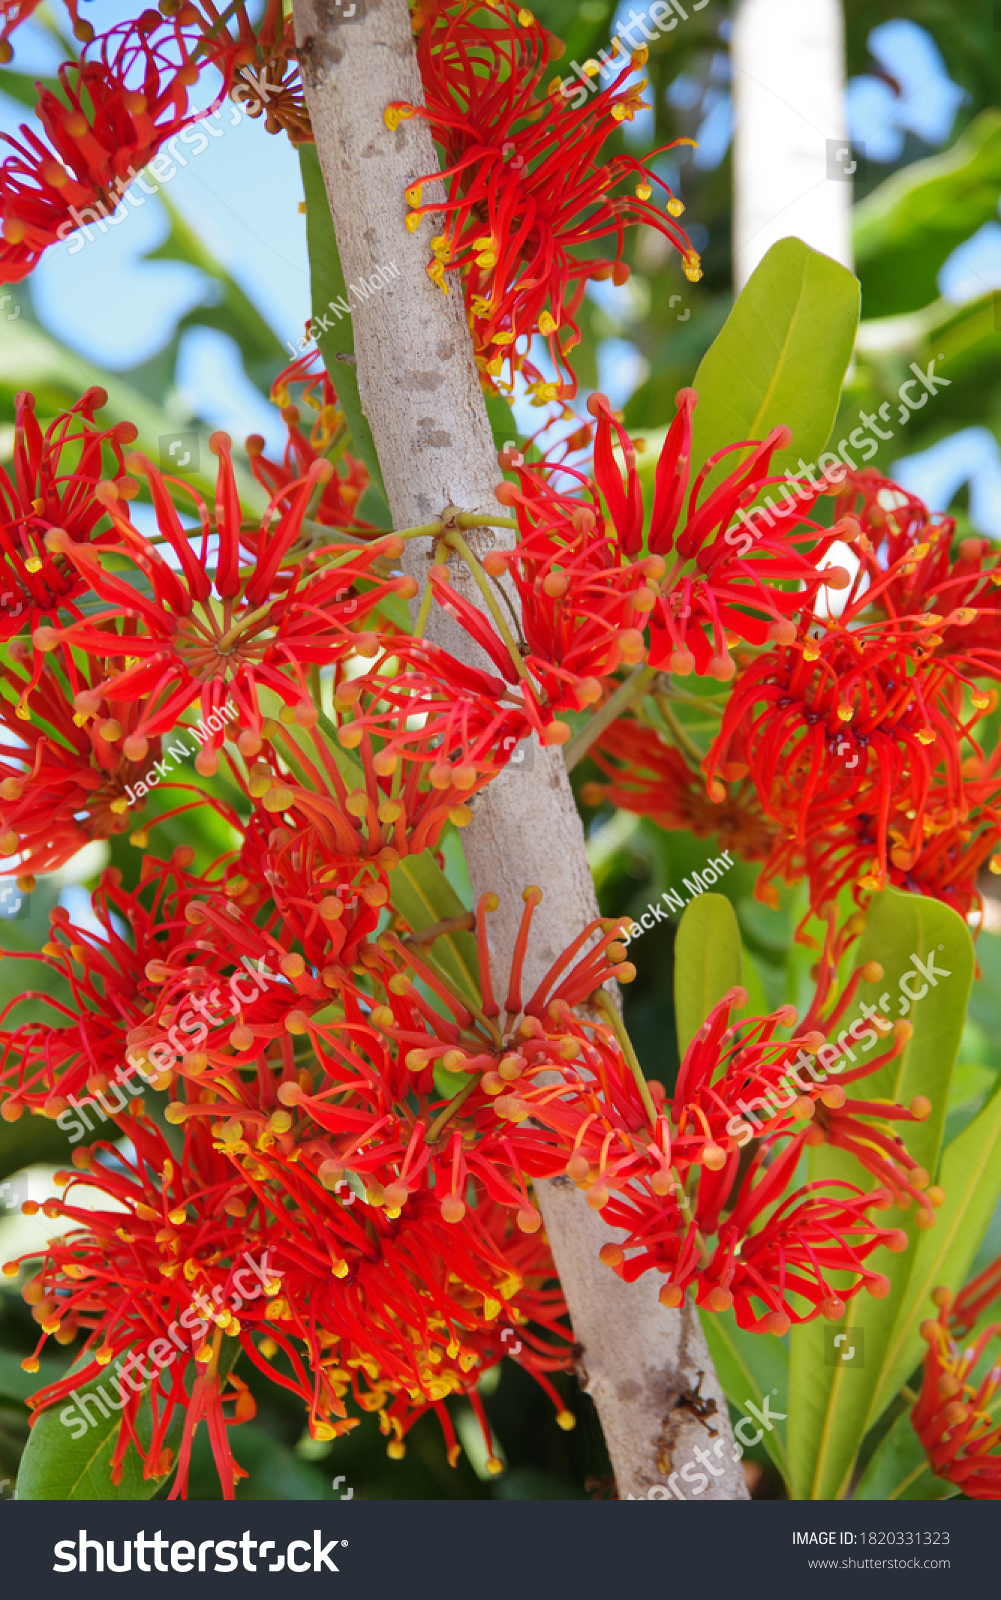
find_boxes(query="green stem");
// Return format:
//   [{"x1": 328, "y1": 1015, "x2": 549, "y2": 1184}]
[
  {"x1": 563, "y1": 664, "x2": 656, "y2": 773},
  {"x1": 654, "y1": 692, "x2": 706, "y2": 767},
  {"x1": 426, "y1": 1072, "x2": 483, "y2": 1145},
  {"x1": 413, "y1": 565, "x2": 443, "y2": 640},
  {"x1": 593, "y1": 990, "x2": 658, "y2": 1134},
  {"x1": 389, "y1": 513, "x2": 520, "y2": 541},
  {"x1": 441, "y1": 529, "x2": 528, "y2": 681},
  {"x1": 453, "y1": 513, "x2": 520, "y2": 532}
]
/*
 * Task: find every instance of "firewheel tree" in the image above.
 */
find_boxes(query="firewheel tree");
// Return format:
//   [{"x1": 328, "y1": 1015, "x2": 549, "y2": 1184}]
[{"x1": 0, "y1": 0, "x2": 1000, "y2": 1503}]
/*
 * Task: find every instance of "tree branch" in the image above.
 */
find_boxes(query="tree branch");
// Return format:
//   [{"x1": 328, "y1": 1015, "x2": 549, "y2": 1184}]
[{"x1": 291, "y1": 0, "x2": 747, "y2": 1500}]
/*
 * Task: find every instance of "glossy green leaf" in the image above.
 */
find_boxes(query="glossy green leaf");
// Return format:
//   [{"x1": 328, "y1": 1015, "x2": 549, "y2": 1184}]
[
  {"x1": 0, "y1": 1352, "x2": 72, "y2": 1406},
  {"x1": 17, "y1": 1339, "x2": 242, "y2": 1500},
  {"x1": 299, "y1": 145, "x2": 388, "y2": 513},
  {"x1": 689, "y1": 239, "x2": 860, "y2": 491},
  {"x1": 699, "y1": 1308, "x2": 789, "y2": 1481},
  {"x1": 854, "y1": 1408, "x2": 959, "y2": 1501},
  {"x1": 854, "y1": 110, "x2": 1001, "y2": 318},
  {"x1": 672, "y1": 893, "x2": 742, "y2": 1055},
  {"x1": 17, "y1": 1362, "x2": 170, "y2": 1500},
  {"x1": 386, "y1": 852, "x2": 480, "y2": 1010},
  {"x1": 866, "y1": 1085, "x2": 1001, "y2": 1424},
  {"x1": 142, "y1": 191, "x2": 284, "y2": 393},
  {"x1": 788, "y1": 890, "x2": 974, "y2": 1501}
]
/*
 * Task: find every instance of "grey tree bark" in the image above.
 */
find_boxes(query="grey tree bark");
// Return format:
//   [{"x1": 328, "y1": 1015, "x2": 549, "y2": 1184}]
[{"x1": 291, "y1": 0, "x2": 748, "y2": 1500}]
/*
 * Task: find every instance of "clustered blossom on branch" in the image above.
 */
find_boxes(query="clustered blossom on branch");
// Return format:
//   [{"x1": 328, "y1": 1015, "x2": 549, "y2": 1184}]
[
  {"x1": 911, "y1": 1275, "x2": 1001, "y2": 1499},
  {"x1": 0, "y1": 363, "x2": 995, "y2": 1497},
  {"x1": 2, "y1": 858, "x2": 938, "y2": 1494},
  {"x1": 0, "y1": 11, "x2": 221, "y2": 281},
  {"x1": 704, "y1": 469, "x2": 1001, "y2": 927},
  {"x1": 386, "y1": 0, "x2": 700, "y2": 401},
  {"x1": 581, "y1": 718, "x2": 779, "y2": 863}
]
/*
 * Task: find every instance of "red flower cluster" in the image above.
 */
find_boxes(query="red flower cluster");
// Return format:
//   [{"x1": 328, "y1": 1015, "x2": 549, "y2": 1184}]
[
  {"x1": 706, "y1": 499, "x2": 1001, "y2": 924},
  {"x1": 479, "y1": 390, "x2": 850, "y2": 698},
  {"x1": 507, "y1": 927, "x2": 935, "y2": 1330},
  {"x1": 581, "y1": 717, "x2": 779, "y2": 863},
  {"x1": 912, "y1": 1285, "x2": 1001, "y2": 1499},
  {"x1": 1, "y1": 835, "x2": 943, "y2": 1492},
  {"x1": 0, "y1": 12, "x2": 219, "y2": 280},
  {"x1": 247, "y1": 355, "x2": 374, "y2": 536},
  {"x1": 387, "y1": 0, "x2": 698, "y2": 399},
  {"x1": 0, "y1": 387, "x2": 137, "y2": 637}
]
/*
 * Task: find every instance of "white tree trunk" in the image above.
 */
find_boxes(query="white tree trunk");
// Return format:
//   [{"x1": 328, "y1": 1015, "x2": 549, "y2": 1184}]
[
  {"x1": 292, "y1": 0, "x2": 747, "y2": 1500},
  {"x1": 732, "y1": 0, "x2": 851, "y2": 289}
]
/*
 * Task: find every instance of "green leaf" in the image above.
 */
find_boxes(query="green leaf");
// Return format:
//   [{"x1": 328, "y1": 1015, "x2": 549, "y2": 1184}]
[
  {"x1": 17, "y1": 1363, "x2": 170, "y2": 1500},
  {"x1": 0, "y1": 67, "x2": 61, "y2": 110},
  {"x1": 854, "y1": 1408, "x2": 959, "y2": 1501},
  {"x1": 854, "y1": 110, "x2": 1001, "y2": 318},
  {"x1": 787, "y1": 890, "x2": 974, "y2": 1501},
  {"x1": 299, "y1": 145, "x2": 388, "y2": 515},
  {"x1": 16, "y1": 1337, "x2": 243, "y2": 1500},
  {"x1": 699, "y1": 1308, "x2": 789, "y2": 1481},
  {"x1": 0, "y1": 1352, "x2": 71, "y2": 1406},
  {"x1": 386, "y1": 852, "x2": 480, "y2": 1010},
  {"x1": 689, "y1": 239, "x2": 860, "y2": 492},
  {"x1": 672, "y1": 893, "x2": 742, "y2": 1055},
  {"x1": 866, "y1": 1086, "x2": 1001, "y2": 1423},
  {"x1": 142, "y1": 190, "x2": 285, "y2": 393}
]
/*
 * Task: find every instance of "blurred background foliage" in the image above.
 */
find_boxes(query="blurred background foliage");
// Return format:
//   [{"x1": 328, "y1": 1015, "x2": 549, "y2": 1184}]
[{"x1": 1, "y1": 0, "x2": 1000, "y2": 1500}]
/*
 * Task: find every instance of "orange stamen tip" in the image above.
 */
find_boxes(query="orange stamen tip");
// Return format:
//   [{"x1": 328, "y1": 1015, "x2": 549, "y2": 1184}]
[{"x1": 705, "y1": 1286, "x2": 733, "y2": 1313}]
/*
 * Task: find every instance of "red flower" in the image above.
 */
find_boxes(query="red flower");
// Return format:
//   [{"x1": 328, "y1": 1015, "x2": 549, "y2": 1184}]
[
  {"x1": 389, "y1": 0, "x2": 697, "y2": 399},
  {"x1": 911, "y1": 1287, "x2": 1001, "y2": 1499},
  {"x1": 1, "y1": 0, "x2": 92, "y2": 63},
  {"x1": 581, "y1": 716, "x2": 779, "y2": 863},
  {"x1": 30, "y1": 434, "x2": 413, "y2": 764},
  {"x1": 247, "y1": 356, "x2": 374, "y2": 536},
  {"x1": 184, "y1": 0, "x2": 310, "y2": 143},
  {"x1": 0, "y1": 641, "x2": 239, "y2": 875},
  {"x1": 829, "y1": 468, "x2": 1001, "y2": 679},
  {"x1": 0, "y1": 388, "x2": 137, "y2": 635},
  {"x1": 1, "y1": 13, "x2": 214, "y2": 279},
  {"x1": 334, "y1": 636, "x2": 535, "y2": 800},
  {"x1": 494, "y1": 389, "x2": 850, "y2": 688},
  {"x1": 0, "y1": 866, "x2": 166, "y2": 1121},
  {"x1": 609, "y1": 389, "x2": 852, "y2": 680},
  {"x1": 706, "y1": 590, "x2": 994, "y2": 913}
]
